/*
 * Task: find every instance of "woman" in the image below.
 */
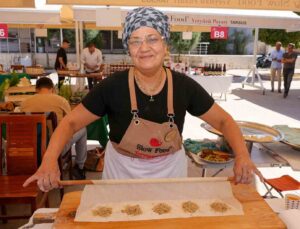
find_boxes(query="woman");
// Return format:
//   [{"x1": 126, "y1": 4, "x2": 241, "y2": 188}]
[{"x1": 24, "y1": 7, "x2": 263, "y2": 192}]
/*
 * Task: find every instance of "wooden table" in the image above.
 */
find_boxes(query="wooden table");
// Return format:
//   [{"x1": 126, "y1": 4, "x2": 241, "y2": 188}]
[
  {"x1": 53, "y1": 183, "x2": 285, "y2": 229},
  {"x1": 58, "y1": 72, "x2": 102, "y2": 79}
]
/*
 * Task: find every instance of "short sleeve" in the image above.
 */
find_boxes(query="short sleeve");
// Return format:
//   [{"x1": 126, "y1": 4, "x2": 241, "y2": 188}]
[
  {"x1": 57, "y1": 48, "x2": 65, "y2": 58},
  {"x1": 61, "y1": 97, "x2": 71, "y2": 115},
  {"x1": 185, "y1": 77, "x2": 214, "y2": 117},
  {"x1": 81, "y1": 81, "x2": 107, "y2": 117}
]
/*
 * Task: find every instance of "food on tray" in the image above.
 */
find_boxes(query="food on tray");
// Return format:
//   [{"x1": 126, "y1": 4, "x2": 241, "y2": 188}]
[
  {"x1": 182, "y1": 201, "x2": 199, "y2": 213},
  {"x1": 244, "y1": 135, "x2": 273, "y2": 142},
  {"x1": 0, "y1": 101, "x2": 15, "y2": 111},
  {"x1": 200, "y1": 149, "x2": 233, "y2": 162},
  {"x1": 210, "y1": 201, "x2": 230, "y2": 213},
  {"x1": 152, "y1": 203, "x2": 171, "y2": 215},
  {"x1": 17, "y1": 77, "x2": 31, "y2": 87},
  {"x1": 92, "y1": 206, "x2": 112, "y2": 217},
  {"x1": 121, "y1": 204, "x2": 142, "y2": 216}
]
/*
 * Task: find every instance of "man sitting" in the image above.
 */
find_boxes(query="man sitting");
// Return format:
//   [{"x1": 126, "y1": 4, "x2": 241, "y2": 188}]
[{"x1": 20, "y1": 77, "x2": 87, "y2": 179}]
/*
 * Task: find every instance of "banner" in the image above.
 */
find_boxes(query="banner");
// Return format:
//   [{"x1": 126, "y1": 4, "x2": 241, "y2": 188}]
[
  {"x1": 0, "y1": 24, "x2": 8, "y2": 38},
  {"x1": 210, "y1": 27, "x2": 228, "y2": 40},
  {"x1": 47, "y1": 0, "x2": 300, "y2": 11}
]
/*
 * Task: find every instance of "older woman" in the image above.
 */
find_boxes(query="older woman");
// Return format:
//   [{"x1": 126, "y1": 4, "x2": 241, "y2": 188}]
[{"x1": 24, "y1": 7, "x2": 262, "y2": 192}]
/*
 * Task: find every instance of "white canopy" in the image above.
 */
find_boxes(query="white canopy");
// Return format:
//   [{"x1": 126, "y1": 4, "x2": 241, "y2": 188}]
[{"x1": 0, "y1": 6, "x2": 299, "y2": 31}]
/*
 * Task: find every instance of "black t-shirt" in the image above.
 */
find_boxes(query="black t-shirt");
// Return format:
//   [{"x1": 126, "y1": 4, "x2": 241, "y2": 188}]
[
  {"x1": 283, "y1": 51, "x2": 298, "y2": 70},
  {"x1": 82, "y1": 69, "x2": 214, "y2": 143},
  {"x1": 55, "y1": 47, "x2": 67, "y2": 70}
]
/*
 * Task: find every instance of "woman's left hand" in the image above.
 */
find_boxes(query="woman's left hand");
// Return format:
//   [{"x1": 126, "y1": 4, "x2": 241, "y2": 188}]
[{"x1": 233, "y1": 155, "x2": 264, "y2": 184}]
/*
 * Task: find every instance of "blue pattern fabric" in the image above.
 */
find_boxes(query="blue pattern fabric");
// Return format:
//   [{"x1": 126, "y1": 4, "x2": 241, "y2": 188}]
[{"x1": 122, "y1": 7, "x2": 170, "y2": 50}]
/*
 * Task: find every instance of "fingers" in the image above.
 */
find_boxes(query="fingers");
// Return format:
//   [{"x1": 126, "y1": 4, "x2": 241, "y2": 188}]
[
  {"x1": 234, "y1": 163, "x2": 255, "y2": 184},
  {"x1": 24, "y1": 172, "x2": 60, "y2": 192},
  {"x1": 23, "y1": 174, "x2": 38, "y2": 187},
  {"x1": 49, "y1": 172, "x2": 60, "y2": 189},
  {"x1": 234, "y1": 161, "x2": 264, "y2": 185}
]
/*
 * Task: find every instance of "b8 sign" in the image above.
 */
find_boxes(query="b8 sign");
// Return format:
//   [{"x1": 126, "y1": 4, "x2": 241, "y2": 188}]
[
  {"x1": 0, "y1": 24, "x2": 8, "y2": 38},
  {"x1": 210, "y1": 27, "x2": 228, "y2": 40}
]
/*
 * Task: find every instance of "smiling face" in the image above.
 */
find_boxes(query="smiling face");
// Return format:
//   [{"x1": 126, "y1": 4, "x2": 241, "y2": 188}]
[{"x1": 128, "y1": 27, "x2": 167, "y2": 74}]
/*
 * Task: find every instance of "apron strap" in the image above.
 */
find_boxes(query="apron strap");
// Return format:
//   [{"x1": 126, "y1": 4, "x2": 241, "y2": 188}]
[
  {"x1": 128, "y1": 67, "x2": 138, "y2": 112},
  {"x1": 166, "y1": 68, "x2": 174, "y2": 116},
  {"x1": 128, "y1": 67, "x2": 174, "y2": 116}
]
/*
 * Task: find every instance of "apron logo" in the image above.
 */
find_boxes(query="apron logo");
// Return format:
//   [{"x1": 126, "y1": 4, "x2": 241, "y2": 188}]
[{"x1": 149, "y1": 138, "x2": 162, "y2": 147}]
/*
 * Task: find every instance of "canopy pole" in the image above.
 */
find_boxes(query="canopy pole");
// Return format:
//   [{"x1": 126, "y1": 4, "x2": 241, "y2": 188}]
[
  {"x1": 75, "y1": 20, "x2": 80, "y2": 68},
  {"x1": 79, "y1": 21, "x2": 84, "y2": 70},
  {"x1": 242, "y1": 27, "x2": 265, "y2": 95},
  {"x1": 77, "y1": 21, "x2": 85, "y2": 91}
]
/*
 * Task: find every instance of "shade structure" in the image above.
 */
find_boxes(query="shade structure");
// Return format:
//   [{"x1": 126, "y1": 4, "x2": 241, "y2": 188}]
[{"x1": 46, "y1": 0, "x2": 300, "y2": 11}]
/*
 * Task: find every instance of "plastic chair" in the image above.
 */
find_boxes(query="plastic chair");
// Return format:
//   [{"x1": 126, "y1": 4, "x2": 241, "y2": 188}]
[
  {"x1": 0, "y1": 113, "x2": 48, "y2": 223},
  {"x1": 263, "y1": 175, "x2": 300, "y2": 198}
]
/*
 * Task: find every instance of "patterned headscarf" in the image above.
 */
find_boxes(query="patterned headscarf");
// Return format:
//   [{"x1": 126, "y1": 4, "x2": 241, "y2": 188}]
[{"x1": 122, "y1": 7, "x2": 170, "y2": 50}]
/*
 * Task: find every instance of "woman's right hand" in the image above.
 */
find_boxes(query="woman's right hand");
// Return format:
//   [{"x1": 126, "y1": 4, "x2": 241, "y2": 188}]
[{"x1": 23, "y1": 159, "x2": 61, "y2": 192}]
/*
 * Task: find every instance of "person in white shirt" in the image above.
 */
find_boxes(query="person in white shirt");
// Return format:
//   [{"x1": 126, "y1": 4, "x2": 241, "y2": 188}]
[
  {"x1": 270, "y1": 41, "x2": 284, "y2": 93},
  {"x1": 81, "y1": 42, "x2": 102, "y2": 89}
]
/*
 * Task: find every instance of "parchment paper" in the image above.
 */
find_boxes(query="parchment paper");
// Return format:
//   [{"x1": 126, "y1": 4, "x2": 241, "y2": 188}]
[{"x1": 75, "y1": 178, "x2": 243, "y2": 222}]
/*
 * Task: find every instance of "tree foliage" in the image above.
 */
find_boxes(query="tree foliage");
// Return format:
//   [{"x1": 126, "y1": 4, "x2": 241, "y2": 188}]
[
  {"x1": 83, "y1": 30, "x2": 103, "y2": 49},
  {"x1": 201, "y1": 33, "x2": 227, "y2": 54},
  {"x1": 258, "y1": 29, "x2": 300, "y2": 48},
  {"x1": 169, "y1": 32, "x2": 201, "y2": 55}
]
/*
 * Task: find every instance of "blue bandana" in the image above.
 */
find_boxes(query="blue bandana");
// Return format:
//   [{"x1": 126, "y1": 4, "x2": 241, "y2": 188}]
[{"x1": 122, "y1": 7, "x2": 170, "y2": 50}]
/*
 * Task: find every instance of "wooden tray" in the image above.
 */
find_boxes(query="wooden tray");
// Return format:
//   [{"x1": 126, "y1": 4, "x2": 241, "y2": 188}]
[
  {"x1": 53, "y1": 181, "x2": 285, "y2": 229},
  {"x1": 201, "y1": 121, "x2": 283, "y2": 143}
]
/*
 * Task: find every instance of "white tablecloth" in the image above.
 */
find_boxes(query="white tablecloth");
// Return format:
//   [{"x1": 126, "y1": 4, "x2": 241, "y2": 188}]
[{"x1": 188, "y1": 75, "x2": 233, "y2": 94}]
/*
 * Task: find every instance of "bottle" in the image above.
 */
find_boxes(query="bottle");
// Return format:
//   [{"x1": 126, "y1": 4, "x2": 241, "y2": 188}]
[
  {"x1": 208, "y1": 63, "x2": 212, "y2": 76},
  {"x1": 217, "y1": 64, "x2": 221, "y2": 76},
  {"x1": 203, "y1": 63, "x2": 207, "y2": 76},
  {"x1": 223, "y1": 64, "x2": 227, "y2": 75}
]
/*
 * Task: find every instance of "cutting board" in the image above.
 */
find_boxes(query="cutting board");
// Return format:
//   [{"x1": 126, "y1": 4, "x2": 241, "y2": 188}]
[{"x1": 53, "y1": 182, "x2": 286, "y2": 229}]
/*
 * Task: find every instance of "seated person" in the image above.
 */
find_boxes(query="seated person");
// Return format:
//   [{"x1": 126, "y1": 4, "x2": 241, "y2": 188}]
[{"x1": 20, "y1": 77, "x2": 87, "y2": 179}]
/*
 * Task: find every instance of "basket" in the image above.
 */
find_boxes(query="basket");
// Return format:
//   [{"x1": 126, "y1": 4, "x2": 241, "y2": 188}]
[
  {"x1": 285, "y1": 194, "x2": 300, "y2": 210},
  {"x1": 25, "y1": 67, "x2": 45, "y2": 75},
  {"x1": 57, "y1": 70, "x2": 79, "y2": 76}
]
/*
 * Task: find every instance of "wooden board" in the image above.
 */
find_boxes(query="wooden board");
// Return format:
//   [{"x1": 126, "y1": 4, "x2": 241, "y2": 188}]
[{"x1": 53, "y1": 183, "x2": 286, "y2": 229}]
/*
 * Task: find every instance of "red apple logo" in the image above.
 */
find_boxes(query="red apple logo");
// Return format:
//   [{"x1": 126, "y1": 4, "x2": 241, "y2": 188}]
[{"x1": 150, "y1": 138, "x2": 162, "y2": 147}]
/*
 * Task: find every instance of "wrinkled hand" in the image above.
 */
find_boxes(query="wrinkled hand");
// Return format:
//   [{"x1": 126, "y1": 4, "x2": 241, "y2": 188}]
[
  {"x1": 23, "y1": 160, "x2": 61, "y2": 192},
  {"x1": 233, "y1": 155, "x2": 264, "y2": 184}
]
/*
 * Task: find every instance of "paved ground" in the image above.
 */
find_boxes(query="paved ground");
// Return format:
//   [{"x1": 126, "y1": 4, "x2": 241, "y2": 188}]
[{"x1": 3, "y1": 69, "x2": 300, "y2": 228}]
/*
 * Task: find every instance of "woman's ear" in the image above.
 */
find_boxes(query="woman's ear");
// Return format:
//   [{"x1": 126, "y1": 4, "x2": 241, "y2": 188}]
[{"x1": 127, "y1": 51, "x2": 131, "y2": 56}]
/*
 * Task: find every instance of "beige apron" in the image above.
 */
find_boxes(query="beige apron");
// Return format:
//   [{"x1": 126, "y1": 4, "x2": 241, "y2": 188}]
[{"x1": 112, "y1": 67, "x2": 182, "y2": 159}]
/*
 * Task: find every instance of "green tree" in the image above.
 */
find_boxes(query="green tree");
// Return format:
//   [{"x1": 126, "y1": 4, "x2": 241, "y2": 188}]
[
  {"x1": 227, "y1": 29, "x2": 251, "y2": 54},
  {"x1": 200, "y1": 33, "x2": 227, "y2": 54},
  {"x1": 258, "y1": 29, "x2": 300, "y2": 48},
  {"x1": 83, "y1": 30, "x2": 103, "y2": 49},
  {"x1": 169, "y1": 32, "x2": 200, "y2": 61}
]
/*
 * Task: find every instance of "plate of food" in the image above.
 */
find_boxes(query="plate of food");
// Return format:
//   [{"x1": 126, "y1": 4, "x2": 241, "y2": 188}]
[{"x1": 199, "y1": 149, "x2": 234, "y2": 164}]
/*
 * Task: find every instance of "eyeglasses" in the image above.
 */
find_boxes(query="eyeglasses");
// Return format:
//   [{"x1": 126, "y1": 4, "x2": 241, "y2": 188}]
[{"x1": 128, "y1": 35, "x2": 165, "y2": 48}]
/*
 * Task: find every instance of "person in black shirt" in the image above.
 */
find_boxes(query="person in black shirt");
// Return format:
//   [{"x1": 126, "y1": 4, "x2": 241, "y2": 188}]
[
  {"x1": 282, "y1": 43, "x2": 298, "y2": 98},
  {"x1": 24, "y1": 7, "x2": 263, "y2": 192},
  {"x1": 55, "y1": 39, "x2": 70, "y2": 89}
]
